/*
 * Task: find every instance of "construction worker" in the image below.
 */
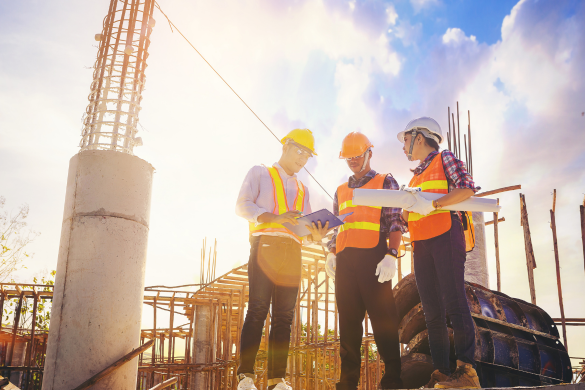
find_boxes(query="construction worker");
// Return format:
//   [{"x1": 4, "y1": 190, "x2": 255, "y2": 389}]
[
  {"x1": 325, "y1": 132, "x2": 405, "y2": 390},
  {"x1": 235, "y1": 129, "x2": 330, "y2": 390},
  {"x1": 397, "y1": 117, "x2": 481, "y2": 389}
]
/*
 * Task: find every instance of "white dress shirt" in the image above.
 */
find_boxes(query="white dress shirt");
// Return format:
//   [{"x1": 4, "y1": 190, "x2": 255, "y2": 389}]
[{"x1": 236, "y1": 163, "x2": 312, "y2": 243}]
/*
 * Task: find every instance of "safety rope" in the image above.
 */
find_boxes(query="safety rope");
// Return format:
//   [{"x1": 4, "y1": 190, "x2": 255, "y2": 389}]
[{"x1": 154, "y1": 2, "x2": 334, "y2": 200}]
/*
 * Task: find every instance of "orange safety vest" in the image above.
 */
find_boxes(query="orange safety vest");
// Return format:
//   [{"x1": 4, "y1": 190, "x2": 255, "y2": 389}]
[
  {"x1": 408, "y1": 153, "x2": 452, "y2": 242},
  {"x1": 408, "y1": 152, "x2": 475, "y2": 252},
  {"x1": 336, "y1": 174, "x2": 386, "y2": 253},
  {"x1": 249, "y1": 166, "x2": 306, "y2": 241}
]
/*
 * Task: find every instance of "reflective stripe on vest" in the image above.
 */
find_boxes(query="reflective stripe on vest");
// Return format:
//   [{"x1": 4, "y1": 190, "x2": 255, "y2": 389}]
[
  {"x1": 336, "y1": 174, "x2": 385, "y2": 253},
  {"x1": 249, "y1": 166, "x2": 305, "y2": 241},
  {"x1": 408, "y1": 153, "x2": 452, "y2": 242}
]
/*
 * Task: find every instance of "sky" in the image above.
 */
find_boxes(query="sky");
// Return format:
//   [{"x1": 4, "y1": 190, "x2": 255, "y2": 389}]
[{"x1": 1, "y1": 0, "x2": 585, "y2": 370}]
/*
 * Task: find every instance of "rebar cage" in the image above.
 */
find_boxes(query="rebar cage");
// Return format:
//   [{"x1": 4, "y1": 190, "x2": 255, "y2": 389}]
[{"x1": 80, "y1": 0, "x2": 155, "y2": 154}]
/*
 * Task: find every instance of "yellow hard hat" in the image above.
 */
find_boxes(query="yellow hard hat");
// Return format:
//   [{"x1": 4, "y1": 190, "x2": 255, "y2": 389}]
[{"x1": 281, "y1": 129, "x2": 317, "y2": 155}]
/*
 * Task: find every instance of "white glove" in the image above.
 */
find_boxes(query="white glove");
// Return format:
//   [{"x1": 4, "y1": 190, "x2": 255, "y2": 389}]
[
  {"x1": 325, "y1": 252, "x2": 336, "y2": 280},
  {"x1": 402, "y1": 186, "x2": 422, "y2": 193},
  {"x1": 405, "y1": 192, "x2": 435, "y2": 216},
  {"x1": 375, "y1": 255, "x2": 397, "y2": 283}
]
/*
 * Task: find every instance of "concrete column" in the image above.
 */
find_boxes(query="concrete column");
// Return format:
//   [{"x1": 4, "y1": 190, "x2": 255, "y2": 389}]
[
  {"x1": 465, "y1": 211, "x2": 490, "y2": 288},
  {"x1": 42, "y1": 150, "x2": 154, "y2": 390},
  {"x1": 190, "y1": 305, "x2": 211, "y2": 390}
]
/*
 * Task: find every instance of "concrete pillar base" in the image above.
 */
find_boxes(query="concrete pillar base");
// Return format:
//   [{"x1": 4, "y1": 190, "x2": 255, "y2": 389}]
[{"x1": 42, "y1": 150, "x2": 154, "y2": 390}]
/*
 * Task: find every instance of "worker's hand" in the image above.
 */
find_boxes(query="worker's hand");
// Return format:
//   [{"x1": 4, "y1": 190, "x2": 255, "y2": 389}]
[
  {"x1": 375, "y1": 255, "x2": 397, "y2": 283},
  {"x1": 405, "y1": 192, "x2": 435, "y2": 216},
  {"x1": 325, "y1": 252, "x2": 336, "y2": 280},
  {"x1": 305, "y1": 220, "x2": 331, "y2": 242},
  {"x1": 270, "y1": 210, "x2": 303, "y2": 225},
  {"x1": 402, "y1": 186, "x2": 422, "y2": 194}
]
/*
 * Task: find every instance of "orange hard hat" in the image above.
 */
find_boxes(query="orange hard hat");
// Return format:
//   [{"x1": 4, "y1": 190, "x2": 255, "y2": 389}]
[{"x1": 339, "y1": 132, "x2": 373, "y2": 159}]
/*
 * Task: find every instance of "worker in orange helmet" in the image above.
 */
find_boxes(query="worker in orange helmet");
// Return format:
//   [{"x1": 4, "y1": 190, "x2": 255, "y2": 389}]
[
  {"x1": 398, "y1": 117, "x2": 480, "y2": 389},
  {"x1": 235, "y1": 129, "x2": 331, "y2": 390},
  {"x1": 325, "y1": 132, "x2": 406, "y2": 390}
]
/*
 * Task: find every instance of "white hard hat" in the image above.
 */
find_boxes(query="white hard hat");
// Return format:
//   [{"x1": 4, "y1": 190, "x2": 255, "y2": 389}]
[{"x1": 397, "y1": 117, "x2": 444, "y2": 144}]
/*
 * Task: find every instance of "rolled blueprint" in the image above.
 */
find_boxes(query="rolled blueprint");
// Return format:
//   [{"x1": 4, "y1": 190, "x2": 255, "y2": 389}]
[{"x1": 353, "y1": 189, "x2": 501, "y2": 213}]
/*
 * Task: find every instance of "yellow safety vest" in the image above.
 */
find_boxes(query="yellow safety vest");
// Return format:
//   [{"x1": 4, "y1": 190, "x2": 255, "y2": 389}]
[{"x1": 249, "y1": 166, "x2": 306, "y2": 241}]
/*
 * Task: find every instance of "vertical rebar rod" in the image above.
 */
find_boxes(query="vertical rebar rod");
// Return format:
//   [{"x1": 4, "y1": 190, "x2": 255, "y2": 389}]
[
  {"x1": 447, "y1": 107, "x2": 452, "y2": 152},
  {"x1": 456, "y1": 101, "x2": 461, "y2": 159},
  {"x1": 494, "y1": 199, "x2": 501, "y2": 292},
  {"x1": 464, "y1": 134, "x2": 469, "y2": 169},
  {"x1": 550, "y1": 205, "x2": 568, "y2": 351},
  {"x1": 451, "y1": 113, "x2": 457, "y2": 159},
  {"x1": 581, "y1": 199, "x2": 585, "y2": 274},
  {"x1": 468, "y1": 110, "x2": 473, "y2": 176}
]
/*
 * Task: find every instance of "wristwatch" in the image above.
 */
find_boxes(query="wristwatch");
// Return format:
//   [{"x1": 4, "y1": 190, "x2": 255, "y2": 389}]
[
  {"x1": 433, "y1": 200, "x2": 443, "y2": 210},
  {"x1": 389, "y1": 248, "x2": 398, "y2": 257}
]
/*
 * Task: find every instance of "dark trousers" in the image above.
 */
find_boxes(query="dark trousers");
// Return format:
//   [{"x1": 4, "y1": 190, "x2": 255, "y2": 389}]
[
  {"x1": 413, "y1": 213, "x2": 476, "y2": 375},
  {"x1": 238, "y1": 235, "x2": 301, "y2": 380},
  {"x1": 335, "y1": 233, "x2": 402, "y2": 390}
]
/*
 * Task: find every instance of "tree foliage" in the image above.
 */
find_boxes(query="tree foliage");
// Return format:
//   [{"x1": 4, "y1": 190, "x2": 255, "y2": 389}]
[
  {"x1": 0, "y1": 196, "x2": 40, "y2": 282},
  {"x1": 3, "y1": 271, "x2": 56, "y2": 331}
]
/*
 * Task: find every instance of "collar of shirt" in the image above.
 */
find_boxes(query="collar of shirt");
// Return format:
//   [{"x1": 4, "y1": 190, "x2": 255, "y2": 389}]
[
  {"x1": 348, "y1": 169, "x2": 377, "y2": 188},
  {"x1": 413, "y1": 151, "x2": 439, "y2": 175},
  {"x1": 272, "y1": 162, "x2": 296, "y2": 179}
]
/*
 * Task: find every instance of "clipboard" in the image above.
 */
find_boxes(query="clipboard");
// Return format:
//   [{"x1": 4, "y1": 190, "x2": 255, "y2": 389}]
[{"x1": 282, "y1": 209, "x2": 353, "y2": 237}]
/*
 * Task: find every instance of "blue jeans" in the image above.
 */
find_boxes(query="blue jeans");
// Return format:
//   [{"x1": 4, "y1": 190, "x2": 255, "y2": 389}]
[
  {"x1": 413, "y1": 213, "x2": 476, "y2": 375},
  {"x1": 237, "y1": 235, "x2": 301, "y2": 380}
]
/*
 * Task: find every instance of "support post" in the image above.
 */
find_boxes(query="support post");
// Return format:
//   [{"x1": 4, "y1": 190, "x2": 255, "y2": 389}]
[
  {"x1": 580, "y1": 200, "x2": 585, "y2": 275},
  {"x1": 550, "y1": 190, "x2": 568, "y2": 351},
  {"x1": 520, "y1": 194, "x2": 537, "y2": 305},
  {"x1": 494, "y1": 199, "x2": 501, "y2": 292}
]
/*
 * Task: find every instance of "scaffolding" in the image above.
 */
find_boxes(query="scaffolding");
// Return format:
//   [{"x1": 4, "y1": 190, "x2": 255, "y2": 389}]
[{"x1": 0, "y1": 283, "x2": 53, "y2": 390}]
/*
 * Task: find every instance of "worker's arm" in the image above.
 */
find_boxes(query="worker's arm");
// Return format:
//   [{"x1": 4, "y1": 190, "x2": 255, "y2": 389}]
[
  {"x1": 236, "y1": 166, "x2": 270, "y2": 223},
  {"x1": 257, "y1": 210, "x2": 301, "y2": 225},
  {"x1": 438, "y1": 150, "x2": 479, "y2": 207},
  {"x1": 388, "y1": 230, "x2": 402, "y2": 251},
  {"x1": 434, "y1": 188, "x2": 475, "y2": 207},
  {"x1": 382, "y1": 175, "x2": 408, "y2": 253}
]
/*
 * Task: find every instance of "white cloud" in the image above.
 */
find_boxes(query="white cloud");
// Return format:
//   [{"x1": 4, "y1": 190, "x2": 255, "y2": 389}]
[
  {"x1": 442, "y1": 27, "x2": 477, "y2": 45},
  {"x1": 386, "y1": 4, "x2": 398, "y2": 25},
  {"x1": 410, "y1": 0, "x2": 440, "y2": 14},
  {"x1": 395, "y1": 19, "x2": 423, "y2": 47}
]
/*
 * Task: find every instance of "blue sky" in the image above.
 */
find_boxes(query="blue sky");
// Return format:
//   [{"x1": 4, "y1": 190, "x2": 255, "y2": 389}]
[{"x1": 1, "y1": 0, "x2": 584, "y2": 369}]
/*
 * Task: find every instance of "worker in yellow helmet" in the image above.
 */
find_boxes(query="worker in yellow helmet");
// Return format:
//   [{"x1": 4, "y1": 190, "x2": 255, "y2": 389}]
[
  {"x1": 235, "y1": 129, "x2": 331, "y2": 390},
  {"x1": 325, "y1": 132, "x2": 406, "y2": 390}
]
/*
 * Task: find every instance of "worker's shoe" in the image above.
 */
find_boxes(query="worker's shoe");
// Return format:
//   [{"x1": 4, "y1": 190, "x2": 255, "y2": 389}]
[
  {"x1": 422, "y1": 369, "x2": 449, "y2": 388},
  {"x1": 434, "y1": 360, "x2": 480, "y2": 389},
  {"x1": 237, "y1": 374, "x2": 258, "y2": 390},
  {"x1": 268, "y1": 378, "x2": 292, "y2": 390}
]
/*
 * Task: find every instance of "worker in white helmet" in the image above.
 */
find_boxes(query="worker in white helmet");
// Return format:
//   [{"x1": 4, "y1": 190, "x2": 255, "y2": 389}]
[
  {"x1": 235, "y1": 129, "x2": 331, "y2": 390},
  {"x1": 397, "y1": 117, "x2": 481, "y2": 389}
]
